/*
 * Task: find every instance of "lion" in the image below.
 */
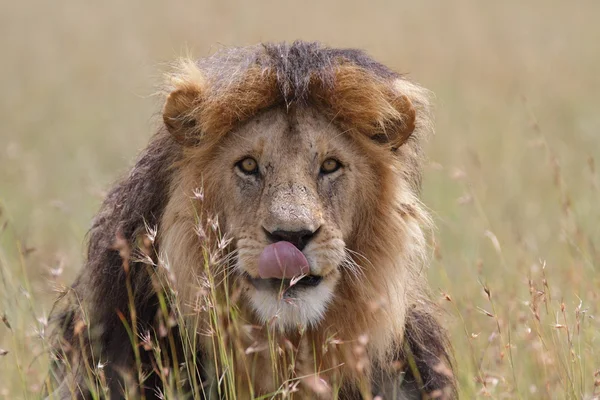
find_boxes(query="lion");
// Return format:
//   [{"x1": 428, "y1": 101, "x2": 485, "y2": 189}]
[{"x1": 46, "y1": 41, "x2": 456, "y2": 399}]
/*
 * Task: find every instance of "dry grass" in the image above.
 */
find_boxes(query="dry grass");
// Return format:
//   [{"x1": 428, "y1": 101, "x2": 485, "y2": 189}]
[{"x1": 1, "y1": 0, "x2": 599, "y2": 398}]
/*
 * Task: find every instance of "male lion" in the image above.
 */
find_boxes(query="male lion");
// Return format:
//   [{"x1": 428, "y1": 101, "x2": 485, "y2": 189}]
[{"x1": 47, "y1": 41, "x2": 455, "y2": 399}]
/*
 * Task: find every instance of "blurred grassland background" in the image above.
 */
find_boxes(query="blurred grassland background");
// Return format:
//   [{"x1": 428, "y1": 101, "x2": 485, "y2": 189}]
[{"x1": 1, "y1": 0, "x2": 599, "y2": 398}]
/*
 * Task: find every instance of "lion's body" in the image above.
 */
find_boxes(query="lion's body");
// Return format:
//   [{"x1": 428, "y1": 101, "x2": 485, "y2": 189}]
[{"x1": 47, "y1": 42, "x2": 455, "y2": 399}]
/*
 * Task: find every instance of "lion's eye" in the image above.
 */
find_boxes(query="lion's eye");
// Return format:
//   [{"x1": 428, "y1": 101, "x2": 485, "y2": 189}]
[
  {"x1": 320, "y1": 158, "x2": 342, "y2": 175},
  {"x1": 236, "y1": 157, "x2": 259, "y2": 175}
]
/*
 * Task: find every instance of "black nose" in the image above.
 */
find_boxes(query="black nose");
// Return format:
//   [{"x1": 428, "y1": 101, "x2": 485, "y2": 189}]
[{"x1": 264, "y1": 228, "x2": 319, "y2": 251}]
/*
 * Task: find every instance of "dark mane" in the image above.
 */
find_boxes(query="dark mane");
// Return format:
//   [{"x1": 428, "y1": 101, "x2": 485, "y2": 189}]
[
  {"x1": 48, "y1": 130, "x2": 186, "y2": 398},
  {"x1": 260, "y1": 42, "x2": 399, "y2": 103},
  {"x1": 196, "y1": 41, "x2": 400, "y2": 106}
]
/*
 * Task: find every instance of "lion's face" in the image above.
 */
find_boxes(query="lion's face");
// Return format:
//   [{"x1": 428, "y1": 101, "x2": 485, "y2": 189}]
[
  {"x1": 161, "y1": 47, "x2": 428, "y2": 333},
  {"x1": 202, "y1": 106, "x2": 378, "y2": 329}
]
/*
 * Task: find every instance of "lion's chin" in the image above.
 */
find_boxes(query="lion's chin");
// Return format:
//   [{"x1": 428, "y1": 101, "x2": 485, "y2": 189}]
[{"x1": 245, "y1": 275, "x2": 337, "y2": 331}]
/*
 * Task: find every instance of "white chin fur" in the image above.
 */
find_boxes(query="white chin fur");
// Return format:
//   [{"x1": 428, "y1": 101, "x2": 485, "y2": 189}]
[{"x1": 248, "y1": 282, "x2": 334, "y2": 330}]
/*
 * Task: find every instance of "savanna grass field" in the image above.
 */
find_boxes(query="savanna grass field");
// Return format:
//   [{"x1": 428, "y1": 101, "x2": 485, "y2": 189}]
[{"x1": 1, "y1": 1, "x2": 599, "y2": 398}]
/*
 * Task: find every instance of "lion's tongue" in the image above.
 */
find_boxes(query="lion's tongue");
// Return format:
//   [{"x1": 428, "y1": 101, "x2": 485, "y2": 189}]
[{"x1": 258, "y1": 241, "x2": 310, "y2": 279}]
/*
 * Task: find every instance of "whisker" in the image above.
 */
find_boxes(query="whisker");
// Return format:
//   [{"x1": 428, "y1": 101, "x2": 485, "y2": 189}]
[
  {"x1": 215, "y1": 263, "x2": 240, "y2": 287},
  {"x1": 340, "y1": 251, "x2": 365, "y2": 285},
  {"x1": 209, "y1": 248, "x2": 239, "y2": 271},
  {"x1": 344, "y1": 248, "x2": 375, "y2": 271}
]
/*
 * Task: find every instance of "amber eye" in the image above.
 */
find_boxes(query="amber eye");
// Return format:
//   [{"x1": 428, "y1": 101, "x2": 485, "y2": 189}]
[
  {"x1": 320, "y1": 158, "x2": 342, "y2": 174},
  {"x1": 236, "y1": 157, "x2": 259, "y2": 175}
]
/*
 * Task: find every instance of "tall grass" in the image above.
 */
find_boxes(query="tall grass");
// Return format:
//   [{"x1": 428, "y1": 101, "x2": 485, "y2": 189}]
[
  {"x1": 35, "y1": 210, "x2": 393, "y2": 399},
  {"x1": 1, "y1": 0, "x2": 599, "y2": 398}
]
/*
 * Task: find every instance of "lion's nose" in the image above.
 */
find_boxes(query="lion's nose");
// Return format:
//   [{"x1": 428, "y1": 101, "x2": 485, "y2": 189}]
[{"x1": 264, "y1": 228, "x2": 319, "y2": 251}]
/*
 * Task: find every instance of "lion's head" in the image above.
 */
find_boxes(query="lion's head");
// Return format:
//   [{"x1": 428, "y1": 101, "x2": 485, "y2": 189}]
[
  {"x1": 159, "y1": 42, "x2": 432, "y2": 336},
  {"x1": 48, "y1": 41, "x2": 455, "y2": 399}
]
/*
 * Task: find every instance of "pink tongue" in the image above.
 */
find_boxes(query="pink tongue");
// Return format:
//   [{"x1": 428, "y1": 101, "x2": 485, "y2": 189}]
[{"x1": 258, "y1": 241, "x2": 310, "y2": 279}]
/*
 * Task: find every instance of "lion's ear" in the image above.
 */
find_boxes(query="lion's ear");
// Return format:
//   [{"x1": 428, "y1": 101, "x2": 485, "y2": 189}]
[
  {"x1": 384, "y1": 78, "x2": 432, "y2": 150},
  {"x1": 163, "y1": 60, "x2": 206, "y2": 145},
  {"x1": 380, "y1": 88, "x2": 416, "y2": 149}
]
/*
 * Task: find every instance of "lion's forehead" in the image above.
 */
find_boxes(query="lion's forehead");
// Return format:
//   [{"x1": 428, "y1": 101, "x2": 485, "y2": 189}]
[{"x1": 229, "y1": 107, "x2": 342, "y2": 148}]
